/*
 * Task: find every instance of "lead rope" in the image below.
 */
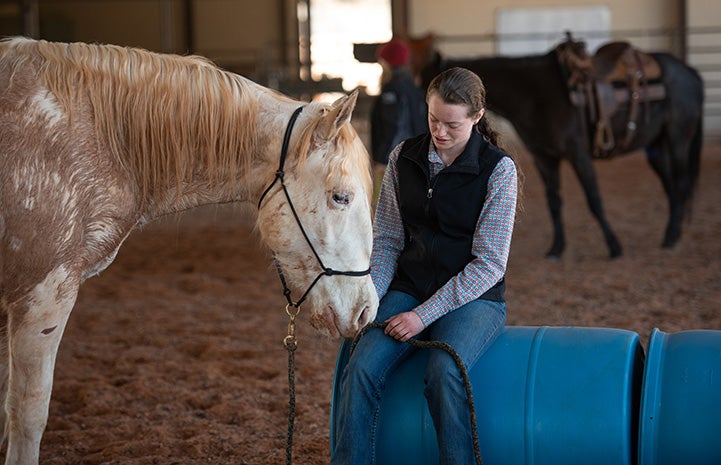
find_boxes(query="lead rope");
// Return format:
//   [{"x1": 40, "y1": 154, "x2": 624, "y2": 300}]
[
  {"x1": 284, "y1": 304, "x2": 299, "y2": 465},
  {"x1": 349, "y1": 322, "x2": 484, "y2": 465},
  {"x1": 283, "y1": 320, "x2": 483, "y2": 465}
]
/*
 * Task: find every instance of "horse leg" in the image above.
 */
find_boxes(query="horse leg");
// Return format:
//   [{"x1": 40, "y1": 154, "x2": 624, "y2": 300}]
[
  {"x1": 645, "y1": 140, "x2": 687, "y2": 249},
  {"x1": 532, "y1": 154, "x2": 565, "y2": 259},
  {"x1": 568, "y1": 153, "x2": 623, "y2": 258},
  {"x1": 3, "y1": 265, "x2": 78, "y2": 465}
]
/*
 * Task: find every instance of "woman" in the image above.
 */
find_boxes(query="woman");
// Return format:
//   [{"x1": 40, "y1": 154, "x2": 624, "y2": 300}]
[{"x1": 332, "y1": 67, "x2": 521, "y2": 465}]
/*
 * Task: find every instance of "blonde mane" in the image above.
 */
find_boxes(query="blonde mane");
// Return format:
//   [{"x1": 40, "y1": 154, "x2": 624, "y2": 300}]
[
  {"x1": 11, "y1": 38, "x2": 261, "y2": 199},
  {"x1": 294, "y1": 112, "x2": 373, "y2": 201}
]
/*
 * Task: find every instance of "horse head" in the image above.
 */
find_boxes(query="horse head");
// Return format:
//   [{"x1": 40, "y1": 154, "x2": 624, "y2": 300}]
[{"x1": 256, "y1": 91, "x2": 378, "y2": 338}]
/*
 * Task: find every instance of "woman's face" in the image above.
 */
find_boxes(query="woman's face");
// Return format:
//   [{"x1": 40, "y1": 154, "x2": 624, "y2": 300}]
[{"x1": 427, "y1": 93, "x2": 484, "y2": 156}]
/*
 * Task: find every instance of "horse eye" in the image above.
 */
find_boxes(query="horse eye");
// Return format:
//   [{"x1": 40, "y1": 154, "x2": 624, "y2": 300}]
[{"x1": 332, "y1": 191, "x2": 352, "y2": 206}]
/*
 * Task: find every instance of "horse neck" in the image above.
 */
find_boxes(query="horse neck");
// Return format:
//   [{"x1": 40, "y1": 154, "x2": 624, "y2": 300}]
[
  {"x1": 452, "y1": 53, "x2": 562, "y2": 118},
  {"x1": 450, "y1": 52, "x2": 572, "y2": 148},
  {"x1": 140, "y1": 91, "x2": 303, "y2": 222}
]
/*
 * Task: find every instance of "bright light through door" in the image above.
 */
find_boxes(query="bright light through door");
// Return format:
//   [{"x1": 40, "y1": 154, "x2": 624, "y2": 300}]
[{"x1": 309, "y1": 0, "x2": 392, "y2": 95}]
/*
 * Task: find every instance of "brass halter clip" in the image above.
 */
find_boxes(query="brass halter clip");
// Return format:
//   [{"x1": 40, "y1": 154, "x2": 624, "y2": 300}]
[{"x1": 283, "y1": 303, "x2": 300, "y2": 350}]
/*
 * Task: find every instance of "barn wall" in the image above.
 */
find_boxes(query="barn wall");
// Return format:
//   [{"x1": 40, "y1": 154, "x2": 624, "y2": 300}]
[
  {"x1": 688, "y1": 0, "x2": 721, "y2": 139},
  {"x1": 408, "y1": 0, "x2": 680, "y2": 54},
  {"x1": 193, "y1": 0, "x2": 282, "y2": 74},
  {"x1": 408, "y1": 0, "x2": 679, "y2": 35},
  {"x1": 32, "y1": 0, "x2": 182, "y2": 51},
  {"x1": 0, "y1": 0, "x2": 285, "y2": 79}
]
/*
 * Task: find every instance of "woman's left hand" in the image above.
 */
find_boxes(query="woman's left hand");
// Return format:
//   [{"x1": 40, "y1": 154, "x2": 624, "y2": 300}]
[{"x1": 384, "y1": 311, "x2": 424, "y2": 342}]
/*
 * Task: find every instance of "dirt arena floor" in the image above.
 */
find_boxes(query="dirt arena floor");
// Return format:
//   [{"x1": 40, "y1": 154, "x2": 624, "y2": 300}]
[{"x1": 37, "y1": 140, "x2": 721, "y2": 464}]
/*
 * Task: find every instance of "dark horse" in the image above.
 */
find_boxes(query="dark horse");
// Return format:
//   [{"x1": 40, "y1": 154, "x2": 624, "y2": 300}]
[{"x1": 421, "y1": 40, "x2": 704, "y2": 258}]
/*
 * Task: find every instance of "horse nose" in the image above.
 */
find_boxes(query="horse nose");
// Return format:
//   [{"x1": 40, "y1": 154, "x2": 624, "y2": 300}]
[{"x1": 356, "y1": 305, "x2": 373, "y2": 331}]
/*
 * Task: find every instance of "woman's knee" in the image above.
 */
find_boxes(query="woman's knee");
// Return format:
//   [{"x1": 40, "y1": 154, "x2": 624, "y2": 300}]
[{"x1": 345, "y1": 337, "x2": 407, "y2": 395}]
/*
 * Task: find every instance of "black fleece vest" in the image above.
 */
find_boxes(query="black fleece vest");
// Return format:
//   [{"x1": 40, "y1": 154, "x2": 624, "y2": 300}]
[{"x1": 389, "y1": 132, "x2": 507, "y2": 302}]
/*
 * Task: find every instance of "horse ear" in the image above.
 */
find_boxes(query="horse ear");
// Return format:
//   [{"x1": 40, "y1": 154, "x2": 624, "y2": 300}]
[{"x1": 316, "y1": 90, "x2": 358, "y2": 142}]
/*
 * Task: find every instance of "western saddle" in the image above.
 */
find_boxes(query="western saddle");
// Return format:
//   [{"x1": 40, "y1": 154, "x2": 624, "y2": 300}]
[{"x1": 556, "y1": 33, "x2": 666, "y2": 157}]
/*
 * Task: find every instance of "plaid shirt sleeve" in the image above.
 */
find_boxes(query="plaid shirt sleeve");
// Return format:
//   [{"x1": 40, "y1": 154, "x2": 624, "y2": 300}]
[
  {"x1": 369, "y1": 142, "x2": 405, "y2": 299},
  {"x1": 413, "y1": 156, "x2": 518, "y2": 326}
]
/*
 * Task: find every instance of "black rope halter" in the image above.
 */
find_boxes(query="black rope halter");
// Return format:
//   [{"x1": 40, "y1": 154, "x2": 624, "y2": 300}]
[
  {"x1": 257, "y1": 106, "x2": 371, "y2": 310},
  {"x1": 259, "y1": 105, "x2": 372, "y2": 465}
]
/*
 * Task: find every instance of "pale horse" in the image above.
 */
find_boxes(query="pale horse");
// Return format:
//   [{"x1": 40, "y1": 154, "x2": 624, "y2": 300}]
[{"x1": 0, "y1": 37, "x2": 378, "y2": 464}]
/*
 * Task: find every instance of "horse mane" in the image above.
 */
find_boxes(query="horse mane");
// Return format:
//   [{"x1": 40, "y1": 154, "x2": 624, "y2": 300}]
[
  {"x1": 332, "y1": 124, "x2": 373, "y2": 201},
  {"x1": 6, "y1": 37, "x2": 260, "y2": 200}
]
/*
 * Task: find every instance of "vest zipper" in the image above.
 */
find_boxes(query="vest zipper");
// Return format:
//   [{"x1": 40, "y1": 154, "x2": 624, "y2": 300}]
[{"x1": 427, "y1": 174, "x2": 440, "y2": 199}]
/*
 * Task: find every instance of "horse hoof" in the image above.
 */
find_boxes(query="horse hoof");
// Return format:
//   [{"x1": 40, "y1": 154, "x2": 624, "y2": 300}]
[
  {"x1": 609, "y1": 244, "x2": 623, "y2": 259},
  {"x1": 608, "y1": 239, "x2": 623, "y2": 259},
  {"x1": 662, "y1": 235, "x2": 680, "y2": 249}
]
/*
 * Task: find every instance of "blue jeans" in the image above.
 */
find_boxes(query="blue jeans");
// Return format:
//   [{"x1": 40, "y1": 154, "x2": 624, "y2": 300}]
[{"x1": 331, "y1": 290, "x2": 506, "y2": 465}]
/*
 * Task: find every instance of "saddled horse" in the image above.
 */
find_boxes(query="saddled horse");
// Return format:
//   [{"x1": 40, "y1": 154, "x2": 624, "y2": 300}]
[
  {"x1": 0, "y1": 37, "x2": 378, "y2": 464},
  {"x1": 421, "y1": 37, "x2": 704, "y2": 258}
]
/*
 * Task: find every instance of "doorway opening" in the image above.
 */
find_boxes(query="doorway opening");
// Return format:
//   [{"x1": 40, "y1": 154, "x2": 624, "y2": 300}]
[{"x1": 304, "y1": 0, "x2": 392, "y2": 95}]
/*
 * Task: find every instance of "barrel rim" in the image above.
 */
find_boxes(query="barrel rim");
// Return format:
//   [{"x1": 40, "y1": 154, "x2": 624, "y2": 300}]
[{"x1": 638, "y1": 327, "x2": 666, "y2": 465}]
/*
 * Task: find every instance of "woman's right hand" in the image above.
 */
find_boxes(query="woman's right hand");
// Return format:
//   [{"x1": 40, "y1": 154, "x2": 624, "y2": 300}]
[{"x1": 384, "y1": 311, "x2": 424, "y2": 342}]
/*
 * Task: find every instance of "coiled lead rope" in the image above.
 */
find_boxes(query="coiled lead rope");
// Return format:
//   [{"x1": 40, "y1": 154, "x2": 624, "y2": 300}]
[{"x1": 349, "y1": 321, "x2": 483, "y2": 465}]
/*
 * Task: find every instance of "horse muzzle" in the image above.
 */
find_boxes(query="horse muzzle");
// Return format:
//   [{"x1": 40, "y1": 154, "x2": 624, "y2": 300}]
[{"x1": 308, "y1": 280, "x2": 378, "y2": 338}]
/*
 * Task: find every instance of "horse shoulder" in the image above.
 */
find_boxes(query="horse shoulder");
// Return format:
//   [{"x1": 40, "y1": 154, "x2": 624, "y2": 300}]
[{"x1": 1, "y1": 108, "x2": 141, "y2": 294}]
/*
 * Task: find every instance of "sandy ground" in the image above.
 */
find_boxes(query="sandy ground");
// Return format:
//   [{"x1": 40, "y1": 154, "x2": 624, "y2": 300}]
[{"x1": 34, "y1": 141, "x2": 721, "y2": 464}]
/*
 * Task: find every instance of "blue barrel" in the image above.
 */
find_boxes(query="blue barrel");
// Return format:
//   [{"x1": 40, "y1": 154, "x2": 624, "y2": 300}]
[
  {"x1": 330, "y1": 326, "x2": 643, "y2": 465},
  {"x1": 638, "y1": 328, "x2": 721, "y2": 465}
]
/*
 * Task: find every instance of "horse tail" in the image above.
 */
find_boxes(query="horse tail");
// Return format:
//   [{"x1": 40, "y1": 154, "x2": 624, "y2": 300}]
[{"x1": 684, "y1": 115, "x2": 703, "y2": 222}]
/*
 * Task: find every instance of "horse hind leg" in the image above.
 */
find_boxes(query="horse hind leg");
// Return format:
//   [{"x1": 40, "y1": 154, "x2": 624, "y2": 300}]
[
  {"x1": 4, "y1": 265, "x2": 79, "y2": 465},
  {"x1": 645, "y1": 127, "x2": 699, "y2": 249},
  {"x1": 645, "y1": 144, "x2": 679, "y2": 247}
]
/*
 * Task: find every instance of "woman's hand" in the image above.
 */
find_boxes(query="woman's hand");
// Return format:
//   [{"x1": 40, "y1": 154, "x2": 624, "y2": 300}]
[{"x1": 384, "y1": 311, "x2": 424, "y2": 342}]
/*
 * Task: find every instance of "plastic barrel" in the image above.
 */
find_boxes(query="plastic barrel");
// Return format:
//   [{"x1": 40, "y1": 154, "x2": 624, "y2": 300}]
[
  {"x1": 330, "y1": 325, "x2": 643, "y2": 465},
  {"x1": 638, "y1": 328, "x2": 721, "y2": 465}
]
